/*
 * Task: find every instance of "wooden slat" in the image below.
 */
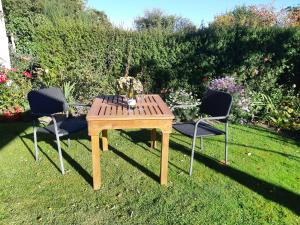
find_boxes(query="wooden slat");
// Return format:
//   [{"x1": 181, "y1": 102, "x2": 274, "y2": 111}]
[
  {"x1": 123, "y1": 103, "x2": 128, "y2": 116},
  {"x1": 147, "y1": 95, "x2": 153, "y2": 103},
  {"x1": 133, "y1": 105, "x2": 139, "y2": 115},
  {"x1": 152, "y1": 105, "x2": 160, "y2": 115},
  {"x1": 155, "y1": 104, "x2": 164, "y2": 114},
  {"x1": 140, "y1": 95, "x2": 146, "y2": 104},
  {"x1": 87, "y1": 94, "x2": 174, "y2": 120},
  {"x1": 98, "y1": 105, "x2": 106, "y2": 116},
  {"x1": 137, "y1": 105, "x2": 145, "y2": 115},
  {"x1": 152, "y1": 96, "x2": 163, "y2": 114},
  {"x1": 98, "y1": 96, "x2": 108, "y2": 116},
  {"x1": 153, "y1": 95, "x2": 173, "y2": 116},
  {"x1": 151, "y1": 95, "x2": 157, "y2": 103},
  {"x1": 108, "y1": 106, "x2": 113, "y2": 116},
  {"x1": 148, "y1": 105, "x2": 155, "y2": 115},
  {"x1": 87, "y1": 97, "x2": 103, "y2": 117},
  {"x1": 144, "y1": 105, "x2": 151, "y2": 116},
  {"x1": 117, "y1": 105, "x2": 123, "y2": 116},
  {"x1": 144, "y1": 96, "x2": 149, "y2": 104}
]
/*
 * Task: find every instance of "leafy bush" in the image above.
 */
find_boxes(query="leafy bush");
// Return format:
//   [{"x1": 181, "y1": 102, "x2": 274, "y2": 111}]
[
  {"x1": 166, "y1": 88, "x2": 201, "y2": 122},
  {"x1": 250, "y1": 92, "x2": 300, "y2": 130},
  {"x1": 3, "y1": 1, "x2": 300, "y2": 130}
]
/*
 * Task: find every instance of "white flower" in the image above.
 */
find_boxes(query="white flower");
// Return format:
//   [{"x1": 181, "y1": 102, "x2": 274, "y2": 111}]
[
  {"x1": 6, "y1": 80, "x2": 13, "y2": 87},
  {"x1": 242, "y1": 106, "x2": 250, "y2": 112},
  {"x1": 292, "y1": 84, "x2": 296, "y2": 88}
]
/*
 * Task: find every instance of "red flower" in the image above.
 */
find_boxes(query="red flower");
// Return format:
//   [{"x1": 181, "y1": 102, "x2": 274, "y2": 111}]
[
  {"x1": 202, "y1": 77, "x2": 208, "y2": 82},
  {"x1": 22, "y1": 71, "x2": 32, "y2": 78},
  {"x1": 0, "y1": 72, "x2": 7, "y2": 83},
  {"x1": 3, "y1": 111, "x2": 12, "y2": 118}
]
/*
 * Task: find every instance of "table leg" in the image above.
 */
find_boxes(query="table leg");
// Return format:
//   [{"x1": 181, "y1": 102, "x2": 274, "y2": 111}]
[
  {"x1": 91, "y1": 135, "x2": 101, "y2": 190},
  {"x1": 150, "y1": 128, "x2": 157, "y2": 148},
  {"x1": 102, "y1": 130, "x2": 108, "y2": 151},
  {"x1": 160, "y1": 132, "x2": 170, "y2": 185}
]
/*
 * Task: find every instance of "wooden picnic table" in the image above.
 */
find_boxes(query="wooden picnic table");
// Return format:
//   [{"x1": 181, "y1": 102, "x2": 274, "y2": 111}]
[{"x1": 86, "y1": 94, "x2": 175, "y2": 190}]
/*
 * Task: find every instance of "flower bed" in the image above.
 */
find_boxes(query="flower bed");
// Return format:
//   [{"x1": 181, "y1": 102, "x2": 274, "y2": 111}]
[{"x1": 0, "y1": 67, "x2": 33, "y2": 121}]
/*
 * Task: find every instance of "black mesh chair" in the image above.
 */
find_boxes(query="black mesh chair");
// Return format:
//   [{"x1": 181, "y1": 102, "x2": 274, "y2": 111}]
[
  {"x1": 172, "y1": 89, "x2": 233, "y2": 176},
  {"x1": 27, "y1": 87, "x2": 88, "y2": 174}
]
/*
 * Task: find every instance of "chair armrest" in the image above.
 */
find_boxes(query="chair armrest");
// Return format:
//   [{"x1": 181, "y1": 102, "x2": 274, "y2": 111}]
[
  {"x1": 32, "y1": 113, "x2": 65, "y2": 124},
  {"x1": 31, "y1": 112, "x2": 53, "y2": 118},
  {"x1": 170, "y1": 104, "x2": 199, "y2": 110},
  {"x1": 69, "y1": 102, "x2": 91, "y2": 107},
  {"x1": 195, "y1": 116, "x2": 228, "y2": 125},
  {"x1": 190, "y1": 116, "x2": 228, "y2": 137},
  {"x1": 31, "y1": 113, "x2": 55, "y2": 127}
]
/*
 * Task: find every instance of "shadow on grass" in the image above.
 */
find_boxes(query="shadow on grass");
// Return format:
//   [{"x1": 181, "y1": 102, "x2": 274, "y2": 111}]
[
  {"x1": 120, "y1": 129, "x2": 188, "y2": 175},
  {"x1": 209, "y1": 138, "x2": 300, "y2": 162},
  {"x1": 120, "y1": 129, "x2": 150, "y2": 144},
  {"x1": 20, "y1": 132, "x2": 93, "y2": 187},
  {"x1": 0, "y1": 121, "x2": 31, "y2": 151},
  {"x1": 171, "y1": 134, "x2": 300, "y2": 162},
  {"x1": 109, "y1": 145, "x2": 160, "y2": 183},
  {"x1": 77, "y1": 139, "x2": 91, "y2": 152},
  {"x1": 170, "y1": 140, "x2": 300, "y2": 215},
  {"x1": 19, "y1": 134, "x2": 62, "y2": 172},
  {"x1": 233, "y1": 124, "x2": 300, "y2": 147}
]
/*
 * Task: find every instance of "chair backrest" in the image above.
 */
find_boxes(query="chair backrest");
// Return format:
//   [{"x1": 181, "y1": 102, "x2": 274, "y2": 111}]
[
  {"x1": 200, "y1": 89, "x2": 232, "y2": 119},
  {"x1": 28, "y1": 87, "x2": 68, "y2": 116}
]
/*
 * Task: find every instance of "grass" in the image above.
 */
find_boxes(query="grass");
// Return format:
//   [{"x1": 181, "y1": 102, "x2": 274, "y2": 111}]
[{"x1": 0, "y1": 122, "x2": 299, "y2": 224}]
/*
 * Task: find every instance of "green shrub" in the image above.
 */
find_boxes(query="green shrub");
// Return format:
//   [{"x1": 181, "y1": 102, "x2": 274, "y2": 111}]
[
  {"x1": 3, "y1": 0, "x2": 300, "y2": 130},
  {"x1": 250, "y1": 92, "x2": 300, "y2": 131}
]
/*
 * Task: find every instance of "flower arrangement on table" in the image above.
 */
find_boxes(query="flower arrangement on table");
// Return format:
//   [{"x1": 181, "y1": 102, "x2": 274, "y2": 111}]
[
  {"x1": 116, "y1": 76, "x2": 143, "y2": 108},
  {"x1": 0, "y1": 67, "x2": 33, "y2": 121},
  {"x1": 117, "y1": 76, "x2": 143, "y2": 97}
]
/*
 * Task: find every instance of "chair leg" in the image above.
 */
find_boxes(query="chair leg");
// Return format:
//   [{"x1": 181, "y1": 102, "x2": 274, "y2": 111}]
[
  {"x1": 225, "y1": 122, "x2": 229, "y2": 164},
  {"x1": 67, "y1": 136, "x2": 71, "y2": 149},
  {"x1": 55, "y1": 134, "x2": 65, "y2": 175},
  {"x1": 200, "y1": 137, "x2": 204, "y2": 151},
  {"x1": 33, "y1": 126, "x2": 39, "y2": 161},
  {"x1": 189, "y1": 135, "x2": 197, "y2": 176}
]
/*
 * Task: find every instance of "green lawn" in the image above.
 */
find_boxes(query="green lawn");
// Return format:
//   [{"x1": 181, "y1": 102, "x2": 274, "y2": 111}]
[{"x1": 0, "y1": 122, "x2": 299, "y2": 224}]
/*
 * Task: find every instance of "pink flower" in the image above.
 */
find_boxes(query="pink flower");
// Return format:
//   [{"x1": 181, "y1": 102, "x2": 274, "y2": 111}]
[
  {"x1": 14, "y1": 106, "x2": 23, "y2": 113},
  {"x1": 0, "y1": 72, "x2": 7, "y2": 83},
  {"x1": 22, "y1": 71, "x2": 32, "y2": 78},
  {"x1": 10, "y1": 68, "x2": 17, "y2": 72},
  {"x1": 3, "y1": 111, "x2": 12, "y2": 118}
]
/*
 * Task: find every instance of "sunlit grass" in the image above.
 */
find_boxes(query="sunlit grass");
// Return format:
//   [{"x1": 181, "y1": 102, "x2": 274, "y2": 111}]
[{"x1": 0, "y1": 122, "x2": 299, "y2": 224}]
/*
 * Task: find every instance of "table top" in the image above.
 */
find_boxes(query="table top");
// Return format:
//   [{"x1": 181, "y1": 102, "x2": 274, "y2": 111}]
[{"x1": 87, "y1": 94, "x2": 174, "y2": 121}]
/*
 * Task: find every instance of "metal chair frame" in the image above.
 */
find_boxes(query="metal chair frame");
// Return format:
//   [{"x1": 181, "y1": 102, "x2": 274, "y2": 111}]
[
  {"x1": 172, "y1": 89, "x2": 232, "y2": 176},
  {"x1": 28, "y1": 87, "x2": 88, "y2": 175}
]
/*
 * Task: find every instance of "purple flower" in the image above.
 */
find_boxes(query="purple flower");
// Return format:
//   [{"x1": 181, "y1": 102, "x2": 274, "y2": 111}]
[{"x1": 209, "y1": 76, "x2": 251, "y2": 113}]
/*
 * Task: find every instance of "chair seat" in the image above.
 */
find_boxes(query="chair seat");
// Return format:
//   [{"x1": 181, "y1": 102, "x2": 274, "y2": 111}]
[
  {"x1": 173, "y1": 122, "x2": 224, "y2": 137},
  {"x1": 37, "y1": 117, "x2": 87, "y2": 137}
]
